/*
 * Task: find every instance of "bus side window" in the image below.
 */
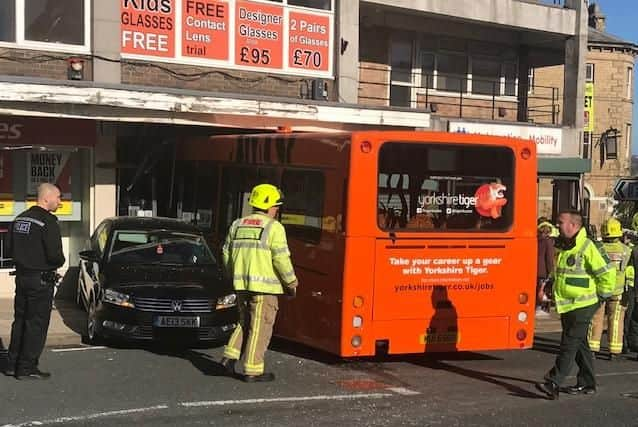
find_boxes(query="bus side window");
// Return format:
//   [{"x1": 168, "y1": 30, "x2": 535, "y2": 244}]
[{"x1": 280, "y1": 169, "x2": 325, "y2": 243}]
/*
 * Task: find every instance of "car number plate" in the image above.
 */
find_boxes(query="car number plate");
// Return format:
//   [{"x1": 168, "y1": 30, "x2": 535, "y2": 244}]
[{"x1": 154, "y1": 316, "x2": 200, "y2": 328}]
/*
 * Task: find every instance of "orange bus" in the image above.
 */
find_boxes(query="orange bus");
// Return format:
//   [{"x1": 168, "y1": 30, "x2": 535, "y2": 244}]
[{"x1": 176, "y1": 131, "x2": 537, "y2": 357}]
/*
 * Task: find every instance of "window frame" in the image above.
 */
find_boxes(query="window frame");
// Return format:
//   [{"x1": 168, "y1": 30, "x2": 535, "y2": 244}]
[
  {"x1": 0, "y1": 0, "x2": 91, "y2": 54},
  {"x1": 585, "y1": 63, "x2": 595, "y2": 83},
  {"x1": 627, "y1": 67, "x2": 633, "y2": 100},
  {"x1": 411, "y1": 43, "x2": 519, "y2": 102}
]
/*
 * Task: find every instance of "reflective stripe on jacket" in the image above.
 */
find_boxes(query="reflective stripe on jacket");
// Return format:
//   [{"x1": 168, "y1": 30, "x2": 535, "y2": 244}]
[
  {"x1": 553, "y1": 227, "x2": 616, "y2": 314},
  {"x1": 601, "y1": 240, "x2": 633, "y2": 294},
  {"x1": 223, "y1": 212, "x2": 297, "y2": 294}
]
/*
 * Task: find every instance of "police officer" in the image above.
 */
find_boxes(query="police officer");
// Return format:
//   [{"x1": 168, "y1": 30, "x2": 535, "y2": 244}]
[
  {"x1": 220, "y1": 184, "x2": 297, "y2": 382},
  {"x1": 4, "y1": 183, "x2": 65, "y2": 380},
  {"x1": 537, "y1": 210, "x2": 615, "y2": 400},
  {"x1": 588, "y1": 218, "x2": 634, "y2": 360}
]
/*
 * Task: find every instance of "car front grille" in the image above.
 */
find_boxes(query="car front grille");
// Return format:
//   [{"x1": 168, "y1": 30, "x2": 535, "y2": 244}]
[{"x1": 133, "y1": 297, "x2": 212, "y2": 313}]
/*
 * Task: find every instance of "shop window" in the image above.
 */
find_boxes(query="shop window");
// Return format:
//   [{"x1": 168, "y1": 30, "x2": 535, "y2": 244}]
[
  {"x1": 0, "y1": 1, "x2": 16, "y2": 42},
  {"x1": 378, "y1": 142, "x2": 514, "y2": 232},
  {"x1": 0, "y1": 223, "x2": 13, "y2": 269},
  {"x1": 280, "y1": 169, "x2": 325, "y2": 243}
]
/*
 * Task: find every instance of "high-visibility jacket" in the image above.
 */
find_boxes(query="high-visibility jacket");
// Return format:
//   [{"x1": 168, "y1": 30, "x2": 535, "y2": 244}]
[
  {"x1": 553, "y1": 227, "x2": 616, "y2": 314},
  {"x1": 601, "y1": 240, "x2": 635, "y2": 294},
  {"x1": 223, "y1": 212, "x2": 297, "y2": 294}
]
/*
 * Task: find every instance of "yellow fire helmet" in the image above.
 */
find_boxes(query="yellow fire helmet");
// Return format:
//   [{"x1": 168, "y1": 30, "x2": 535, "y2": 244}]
[
  {"x1": 249, "y1": 183, "x2": 284, "y2": 210},
  {"x1": 538, "y1": 221, "x2": 559, "y2": 238},
  {"x1": 601, "y1": 217, "x2": 623, "y2": 238},
  {"x1": 632, "y1": 212, "x2": 638, "y2": 232}
]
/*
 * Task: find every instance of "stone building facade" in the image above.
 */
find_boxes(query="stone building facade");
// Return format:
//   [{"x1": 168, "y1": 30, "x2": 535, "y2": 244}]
[{"x1": 534, "y1": 3, "x2": 637, "y2": 231}]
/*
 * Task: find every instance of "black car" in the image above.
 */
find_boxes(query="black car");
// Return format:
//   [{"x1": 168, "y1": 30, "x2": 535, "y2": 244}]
[{"x1": 77, "y1": 217, "x2": 237, "y2": 344}]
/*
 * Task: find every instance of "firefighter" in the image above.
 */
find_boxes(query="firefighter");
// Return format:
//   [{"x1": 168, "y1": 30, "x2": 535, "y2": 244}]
[
  {"x1": 219, "y1": 183, "x2": 298, "y2": 382},
  {"x1": 588, "y1": 218, "x2": 634, "y2": 360},
  {"x1": 537, "y1": 210, "x2": 615, "y2": 400}
]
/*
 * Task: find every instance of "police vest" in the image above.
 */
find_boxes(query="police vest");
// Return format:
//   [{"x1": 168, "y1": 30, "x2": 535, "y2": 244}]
[
  {"x1": 553, "y1": 228, "x2": 616, "y2": 314},
  {"x1": 602, "y1": 240, "x2": 634, "y2": 294},
  {"x1": 223, "y1": 213, "x2": 297, "y2": 294}
]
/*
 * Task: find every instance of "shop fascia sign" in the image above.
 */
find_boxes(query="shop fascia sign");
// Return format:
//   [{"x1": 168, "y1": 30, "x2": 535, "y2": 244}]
[
  {"x1": 120, "y1": 0, "x2": 334, "y2": 78},
  {"x1": 448, "y1": 121, "x2": 562, "y2": 155},
  {"x1": 0, "y1": 121, "x2": 23, "y2": 140}
]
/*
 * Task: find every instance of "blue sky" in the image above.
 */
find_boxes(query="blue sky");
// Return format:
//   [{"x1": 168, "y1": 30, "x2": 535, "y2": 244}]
[{"x1": 594, "y1": 1, "x2": 638, "y2": 154}]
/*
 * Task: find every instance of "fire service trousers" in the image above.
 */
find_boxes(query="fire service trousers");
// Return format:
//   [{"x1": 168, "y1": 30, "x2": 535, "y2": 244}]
[
  {"x1": 588, "y1": 296, "x2": 625, "y2": 354},
  {"x1": 223, "y1": 292, "x2": 279, "y2": 376}
]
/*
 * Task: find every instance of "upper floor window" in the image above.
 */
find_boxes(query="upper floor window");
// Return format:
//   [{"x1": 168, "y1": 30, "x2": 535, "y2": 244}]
[
  {"x1": 586, "y1": 63, "x2": 595, "y2": 82},
  {"x1": 0, "y1": 0, "x2": 90, "y2": 53},
  {"x1": 264, "y1": 0, "x2": 332, "y2": 9},
  {"x1": 628, "y1": 67, "x2": 633, "y2": 99}
]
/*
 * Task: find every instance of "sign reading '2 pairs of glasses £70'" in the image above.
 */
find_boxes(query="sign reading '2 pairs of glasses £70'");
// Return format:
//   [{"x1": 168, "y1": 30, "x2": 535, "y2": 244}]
[{"x1": 120, "y1": 0, "x2": 333, "y2": 77}]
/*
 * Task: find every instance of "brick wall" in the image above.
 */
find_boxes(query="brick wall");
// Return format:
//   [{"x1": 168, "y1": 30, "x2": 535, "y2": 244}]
[
  {"x1": 0, "y1": 48, "x2": 93, "y2": 81},
  {"x1": 121, "y1": 61, "x2": 331, "y2": 101}
]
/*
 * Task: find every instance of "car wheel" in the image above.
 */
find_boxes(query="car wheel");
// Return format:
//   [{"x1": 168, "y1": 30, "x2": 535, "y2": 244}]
[{"x1": 86, "y1": 297, "x2": 102, "y2": 345}]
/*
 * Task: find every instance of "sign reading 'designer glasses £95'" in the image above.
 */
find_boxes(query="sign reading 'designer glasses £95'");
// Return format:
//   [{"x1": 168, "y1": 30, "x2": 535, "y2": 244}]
[{"x1": 120, "y1": 0, "x2": 333, "y2": 77}]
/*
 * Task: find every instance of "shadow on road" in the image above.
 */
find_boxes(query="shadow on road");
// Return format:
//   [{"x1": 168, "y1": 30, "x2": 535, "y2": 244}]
[
  {"x1": 145, "y1": 346, "x2": 230, "y2": 377},
  {"x1": 414, "y1": 358, "x2": 546, "y2": 400},
  {"x1": 532, "y1": 334, "x2": 561, "y2": 356}
]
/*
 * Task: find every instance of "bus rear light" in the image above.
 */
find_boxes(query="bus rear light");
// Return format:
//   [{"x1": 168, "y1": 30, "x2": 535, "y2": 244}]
[
  {"x1": 518, "y1": 293, "x2": 529, "y2": 304},
  {"x1": 352, "y1": 315, "x2": 363, "y2": 328},
  {"x1": 517, "y1": 311, "x2": 528, "y2": 323},
  {"x1": 516, "y1": 329, "x2": 527, "y2": 341},
  {"x1": 360, "y1": 141, "x2": 372, "y2": 153},
  {"x1": 353, "y1": 296, "x2": 364, "y2": 308},
  {"x1": 351, "y1": 335, "x2": 362, "y2": 347},
  {"x1": 520, "y1": 147, "x2": 532, "y2": 160}
]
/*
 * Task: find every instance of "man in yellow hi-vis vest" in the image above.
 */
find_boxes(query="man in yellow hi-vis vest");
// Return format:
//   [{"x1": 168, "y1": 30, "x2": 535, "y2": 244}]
[
  {"x1": 220, "y1": 183, "x2": 298, "y2": 382},
  {"x1": 588, "y1": 218, "x2": 635, "y2": 360},
  {"x1": 537, "y1": 211, "x2": 615, "y2": 400}
]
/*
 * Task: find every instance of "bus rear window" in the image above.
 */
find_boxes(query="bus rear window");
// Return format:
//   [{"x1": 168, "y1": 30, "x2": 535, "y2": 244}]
[{"x1": 378, "y1": 142, "x2": 514, "y2": 232}]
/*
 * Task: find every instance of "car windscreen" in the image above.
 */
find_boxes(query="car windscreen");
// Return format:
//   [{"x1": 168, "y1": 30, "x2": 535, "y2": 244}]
[{"x1": 108, "y1": 229, "x2": 217, "y2": 266}]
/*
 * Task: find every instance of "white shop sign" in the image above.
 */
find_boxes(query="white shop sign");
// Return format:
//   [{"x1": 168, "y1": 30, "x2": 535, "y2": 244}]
[{"x1": 449, "y1": 121, "x2": 562, "y2": 155}]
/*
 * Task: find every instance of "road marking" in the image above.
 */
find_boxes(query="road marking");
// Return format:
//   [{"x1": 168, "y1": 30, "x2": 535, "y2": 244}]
[
  {"x1": 180, "y1": 392, "x2": 394, "y2": 407},
  {"x1": 387, "y1": 387, "x2": 421, "y2": 396},
  {"x1": 50, "y1": 346, "x2": 107, "y2": 353},
  {"x1": 1, "y1": 405, "x2": 169, "y2": 427},
  {"x1": 597, "y1": 371, "x2": 638, "y2": 378}
]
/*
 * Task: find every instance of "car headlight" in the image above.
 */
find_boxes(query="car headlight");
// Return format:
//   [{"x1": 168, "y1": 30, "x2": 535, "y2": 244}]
[
  {"x1": 216, "y1": 293, "x2": 237, "y2": 310},
  {"x1": 103, "y1": 289, "x2": 135, "y2": 308}
]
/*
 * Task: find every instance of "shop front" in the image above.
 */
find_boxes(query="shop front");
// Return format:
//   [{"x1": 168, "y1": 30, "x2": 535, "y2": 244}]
[{"x1": 0, "y1": 115, "x2": 94, "y2": 297}]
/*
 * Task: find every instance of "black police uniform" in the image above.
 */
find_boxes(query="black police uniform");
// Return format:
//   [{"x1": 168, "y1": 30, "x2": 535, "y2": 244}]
[{"x1": 6, "y1": 205, "x2": 65, "y2": 378}]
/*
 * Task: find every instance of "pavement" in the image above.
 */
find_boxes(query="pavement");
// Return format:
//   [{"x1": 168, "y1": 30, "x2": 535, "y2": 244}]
[{"x1": 0, "y1": 295, "x2": 563, "y2": 350}]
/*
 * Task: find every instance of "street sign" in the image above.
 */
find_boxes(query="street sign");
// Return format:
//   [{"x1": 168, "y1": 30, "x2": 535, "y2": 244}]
[{"x1": 613, "y1": 178, "x2": 638, "y2": 201}]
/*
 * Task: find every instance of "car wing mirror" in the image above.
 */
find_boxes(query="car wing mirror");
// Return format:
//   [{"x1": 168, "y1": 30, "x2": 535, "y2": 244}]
[{"x1": 79, "y1": 250, "x2": 99, "y2": 263}]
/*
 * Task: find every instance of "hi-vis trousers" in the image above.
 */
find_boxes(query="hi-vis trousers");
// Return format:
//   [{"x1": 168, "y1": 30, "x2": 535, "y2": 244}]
[
  {"x1": 589, "y1": 295, "x2": 626, "y2": 354},
  {"x1": 223, "y1": 292, "x2": 279, "y2": 376}
]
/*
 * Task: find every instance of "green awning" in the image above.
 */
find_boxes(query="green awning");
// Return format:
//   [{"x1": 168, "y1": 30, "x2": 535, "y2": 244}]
[{"x1": 538, "y1": 157, "x2": 591, "y2": 175}]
